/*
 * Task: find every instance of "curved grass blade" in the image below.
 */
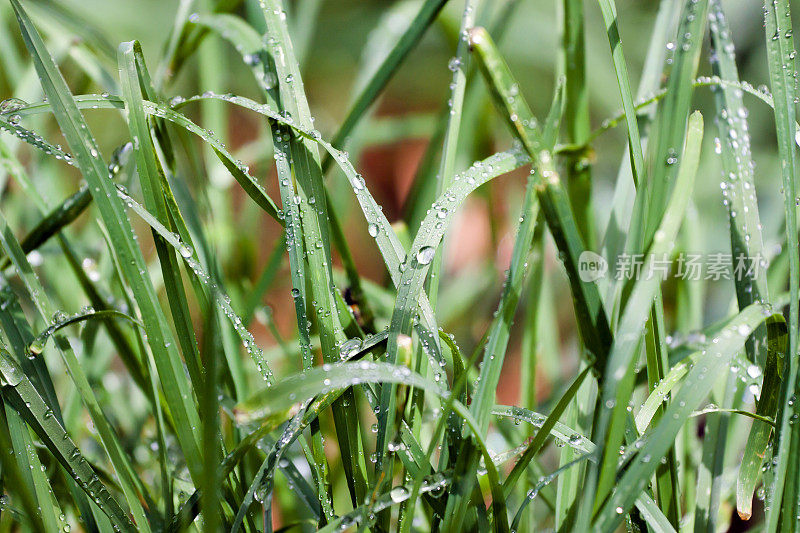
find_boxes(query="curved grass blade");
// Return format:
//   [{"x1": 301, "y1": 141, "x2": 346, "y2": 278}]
[
  {"x1": 236, "y1": 361, "x2": 441, "y2": 422},
  {"x1": 493, "y1": 405, "x2": 595, "y2": 455},
  {"x1": 502, "y1": 366, "x2": 593, "y2": 496},
  {"x1": 8, "y1": 94, "x2": 282, "y2": 231},
  {"x1": 0, "y1": 114, "x2": 75, "y2": 164},
  {"x1": 382, "y1": 144, "x2": 531, "y2": 470},
  {"x1": 511, "y1": 453, "x2": 593, "y2": 532},
  {"x1": 239, "y1": 358, "x2": 509, "y2": 531},
  {"x1": 27, "y1": 309, "x2": 141, "y2": 355}
]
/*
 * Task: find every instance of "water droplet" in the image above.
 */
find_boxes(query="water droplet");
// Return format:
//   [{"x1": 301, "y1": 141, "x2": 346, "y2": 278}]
[
  {"x1": 665, "y1": 148, "x2": 678, "y2": 165},
  {"x1": 51, "y1": 310, "x2": 68, "y2": 324},
  {"x1": 339, "y1": 338, "x2": 363, "y2": 360},
  {"x1": 416, "y1": 246, "x2": 436, "y2": 265},
  {"x1": 0, "y1": 98, "x2": 27, "y2": 115},
  {"x1": 390, "y1": 486, "x2": 409, "y2": 503}
]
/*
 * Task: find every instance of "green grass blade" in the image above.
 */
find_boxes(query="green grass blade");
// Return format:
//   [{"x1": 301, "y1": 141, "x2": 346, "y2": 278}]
[
  {"x1": 737, "y1": 326, "x2": 785, "y2": 519},
  {"x1": 703, "y1": 0, "x2": 772, "y2": 523},
  {"x1": 425, "y1": 0, "x2": 479, "y2": 308},
  {"x1": 600, "y1": 0, "x2": 680, "y2": 275},
  {"x1": 560, "y1": 0, "x2": 593, "y2": 247},
  {"x1": 0, "y1": 184, "x2": 90, "y2": 269},
  {"x1": 584, "y1": 111, "x2": 703, "y2": 526},
  {"x1": 470, "y1": 178, "x2": 539, "y2": 432},
  {"x1": 0, "y1": 398, "x2": 59, "y2": 532},
  {"x1": 236, "y1": 361, "x2": 440, "y2": 422},
  {"x1": 637, "y1": 0, "x2": 709, "y2": 245},
  {"x1": 492, "y1": 405, "x2": 594, "y2": 454},
  {"x1": 501, "y1": 366, "x2": 593, "y2": 494},
  {"x1": 760, "y1": 1, "x2": 800, "y2": 530},
  {"x1": 260, "y1": 0, "x2": 369, "y2": 510},
  {"x1": 594, "y1": 310, "x2": 785, "y2": 531},
  {"x1": 9, "y1": 0, "x2": 204, "y2": 484},
  {"x1": 468, "y1": 26, "x2": 613, "y2": 372},
  {"x1": 323, "y1": 0, "x2": 448, "y2": 170},
  {"x1": 118, "y1": 39, "x2": 207, "y2": 396},
  {"x1": 594, "y1": 0, "x2": 645, "y2": 188},
  {"x1": 27, "y1": 309, "x2": 140, "y2": 354},
  {"x1": 0, "y1": 351, "x2": 137, "y2": 531}
]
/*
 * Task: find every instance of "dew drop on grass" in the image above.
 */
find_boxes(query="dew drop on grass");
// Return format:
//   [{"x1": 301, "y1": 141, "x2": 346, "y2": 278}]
[
  {"x1": 665, "y1": 148, "x2": 678, "y2": 165},
  {"x1": 0, "y1": 98, "x2": 26, "y2": 116},
  {"x1": 339, "y1": 337, "x2": 363, "y2": 360},
  {"x1": 27, "y1": 250, "x2": 43, "y2": 266},
  {"x1": 51, "y1": 310, "x2": 68, "y2": 324},
  {"x1": 390, "y1": 486, "x2": 409, "y2": 503},
  {"x1": 368, "y1": 223, "x2": 378, "y2": 237},
  {"x1": 448, "y1": 57, "x2": 461, "y2": 72},
  {"x1": 416, "y1": 246, "x2": 436, "y2": 265},
  {"x1": 179, "y1": 242, "x2": 193, "y2": 259}
]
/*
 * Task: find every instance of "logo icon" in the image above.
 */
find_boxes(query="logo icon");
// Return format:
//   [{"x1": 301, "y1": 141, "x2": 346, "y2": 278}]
[{"x1": 578, "y1": 251, "x2": 608, "y2": 282}]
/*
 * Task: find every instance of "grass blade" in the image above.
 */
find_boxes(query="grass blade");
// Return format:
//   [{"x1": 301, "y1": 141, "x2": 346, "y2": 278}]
[
  {"x1": 760, "y1": 1, "x2": 800, "y2": 529},
  {"x1": 468, "y1": 26, "x2": 613, "y2": 373},
  {"x1": 585, "y1": 111, "x2": 703, "y2": 526},
  {"x1": 0, "y1": 351, "x2": 137, "y2": 531},
  {"x1": 9, "y1": 0, "x2": 204, "y2": 485},
  {"x1": 594, "y1": 310, "x2": 786, "y2": 530}
]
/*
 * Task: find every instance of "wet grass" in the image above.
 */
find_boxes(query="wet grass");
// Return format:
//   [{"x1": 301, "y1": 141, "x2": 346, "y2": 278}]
[{"x1": 0, "y1": 0, "x2": 797, "y2": 531}]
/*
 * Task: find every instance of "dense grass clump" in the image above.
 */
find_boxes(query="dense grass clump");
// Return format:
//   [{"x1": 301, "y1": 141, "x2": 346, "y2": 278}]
[{"x1": 0, "y1": 0, "x2": 798, "y2": 531}]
